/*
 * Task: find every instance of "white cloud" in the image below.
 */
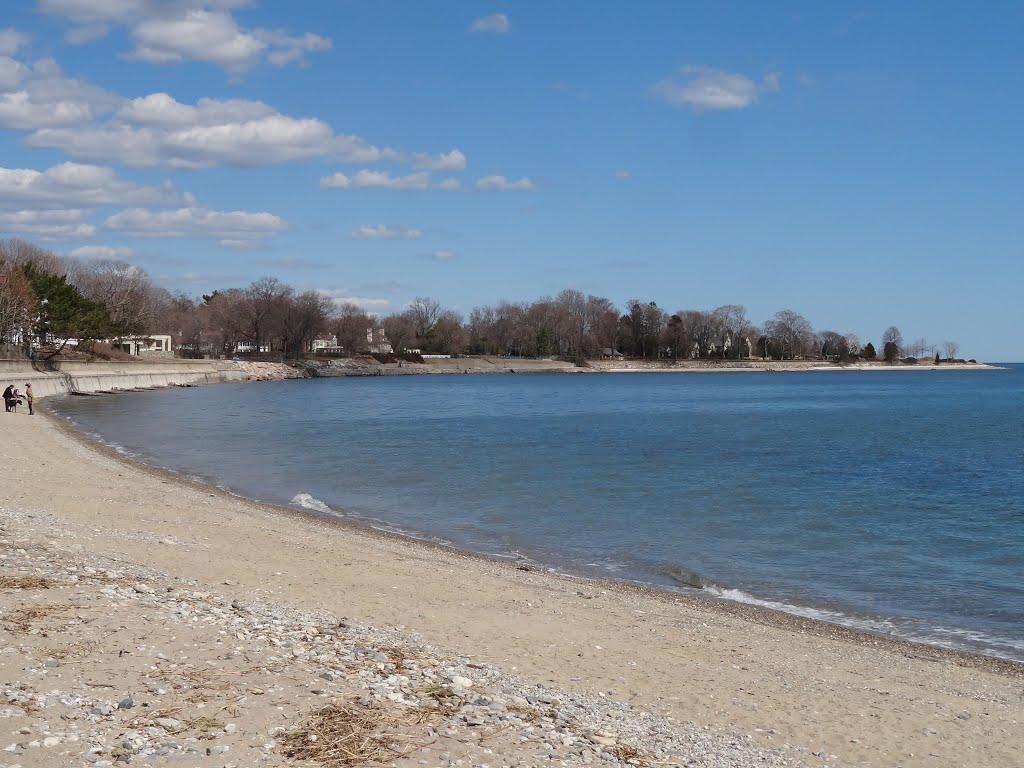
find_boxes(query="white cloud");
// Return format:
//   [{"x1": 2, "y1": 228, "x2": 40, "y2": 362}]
[
  {"x1": 0, "y1": 55, "x2": 448, "y2": 171},
  {"x1": 0, "y1": 58, "x2": 122, "y2": 131},
  {"x1": 475, "y1": 175, "x2": 534, "y2": 191},
  {"x1": 436, "y1": 178, "x2": 461, "y2": 191},
  {"x1": 614, "y1": 169, "x2": 631, "y2": 179},
  {"x1": 412, "y1": 149, "x2": 467, "y2": 171},
  {"x1": 0, "y1": 57, "x2": 28, "y2": 91},
  {"x1": 0, "y1": 162, "x2": 173, "y2": 210},
  {"x1": 128, "y1": 10, "x2": 330, "y2": 74},
  {"x1": 319, "y1": 170, "x2": 432, "y2": 191},
  {"x1": 129, "y1": 10, "x2": 264, "y2": 70},
  {"x1": 116, "y1": 91, "x2": 272, "y2": 126},
  {"x1": 649, "y1": 66, "x2": 779, "y2": 111},
  {"x1": 67, "y1": 244, "x2": 135, "y2": 259},
  {"x1": 104, "y1": 203, "x2": 287, "y2": 246},
  {"x1": 37, "y1": 0, "x2": 158, "y2": 23},
  {"x1": 218, "y1": 238, "x2": 262, "y2": 250},
  {"x1": 65, "y1": 23, "x2": 111, "y2": 43},
  {"x1": 26, "y1": 92, "x2": 392, "y2": 168},
  {"x1": 351, "y1": 224, "x2": 422, "y2": 240},
  {"x1": 316, "y1": 289, "x2": 390, "y2": 309},
  {"x1": 469, "y1": 14, "x2": 510, "y2": 34},
  {"x1": 0, "y1": 209, "x2": 96, "y2": 240},
  {"x1": 422, "y1": 250, "x2": 456, "y2": 262},
  {"x1": 37, "y1": 1, "x2": 330, "y2": 73},
  {"x1": 0, "y1": 28, "x2": 29, "y2": 57},
  {"x1": 256, "y1": 29, "x2": 332, "y2": 68}
]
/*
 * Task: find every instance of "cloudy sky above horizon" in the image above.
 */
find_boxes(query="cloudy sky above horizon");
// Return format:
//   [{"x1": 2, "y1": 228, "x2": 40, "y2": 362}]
[{"x1": 0, "y1": 2, "x2": 1021, "y2": 358}]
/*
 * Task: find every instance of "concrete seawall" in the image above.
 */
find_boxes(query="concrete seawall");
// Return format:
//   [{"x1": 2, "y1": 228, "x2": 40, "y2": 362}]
[{"x1": 0, "y1": 359, "x2": 248, "y2": 399}]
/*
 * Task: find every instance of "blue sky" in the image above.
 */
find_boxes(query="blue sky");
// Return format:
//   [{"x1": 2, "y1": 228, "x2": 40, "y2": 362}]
[{"x1": 1, "y1": 2, "x2": 1021, "y2": 359}]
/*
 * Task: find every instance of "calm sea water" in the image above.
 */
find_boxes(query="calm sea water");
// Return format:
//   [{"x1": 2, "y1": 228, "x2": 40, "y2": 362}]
[{"x1": 52, "y1": 366, "x2": 1024, "y2": 661}]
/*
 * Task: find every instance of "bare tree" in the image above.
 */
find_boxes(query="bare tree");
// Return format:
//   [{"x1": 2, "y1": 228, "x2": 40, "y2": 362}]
[
  {"x1": 161, "y1": 294, "x2": 208, "y2": 356},
  {"x1": 241, "y1": 277, "x2": 290, "y2": 353},
  {"x1": 0, "y1": 262, "x2": 36, "y2": 350},
  {"x1": 555, "y1": 289, "x2": 588, "y2": 362},
  {"x1": 553, "y1": 289, "x2": 615, "y2": 363},
  {"x1": 278, "y1": 290, "x2": 331, "y2": 356},
  {"x1": 765, "y1": 310, "x2": 814, "y2": 359},
  {"x1": 432, "y1": 309, "x2": 465, "y2": 355},
  {"x1": 819, "y1": 330, "x2": 845, "y2": 360},
  {"x1": 333, "y1": 303, "x2": 373, "y2": 354},
  {"x1": 69, "y1": 259, "x2": 168, "y2": 336},
  {"x1": 882, "y1": 326, "x2": 903, "y2": 353},
  {"x1": 942, "y1": 340, "x2": 960, "y2": 360},
  {"x1": 711, "y1": 305, "x2": 752, "y2": 359},
  {"x1": 407, "y1": 297, "x2": 443, "y2": 349},
  {"x1": 0, "y1": 238, "x2": 66, "y2": 275},
  {"x1": 382, "y1": 312, "x2": 417, "y2": 354},
  {"x1": 466, "y1": 305, "x2": 497, "y2": 355},
  {"x1": 203, "y1": 289, "x2": 248, "y2": 355}
]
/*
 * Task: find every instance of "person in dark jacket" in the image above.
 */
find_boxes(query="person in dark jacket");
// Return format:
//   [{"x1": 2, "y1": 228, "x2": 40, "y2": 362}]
[{"x1": 3, "y1": 385, "x2": 15, "y2": 412}]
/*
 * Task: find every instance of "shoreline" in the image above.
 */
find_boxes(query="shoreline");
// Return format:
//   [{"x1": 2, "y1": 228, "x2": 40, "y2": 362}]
[
  {"x1": 46, "y1": 404, "x2": 1023, "y2": 676},
  {"x1": 307, "y1": 356, "x2": 1004, "y2": 377},
  {"x1": 1, "y1": 401, "x2": 1021, "y2": 766},
  {"x1": 597, "y1": 362, "x2": 1003, "y2": 373}
]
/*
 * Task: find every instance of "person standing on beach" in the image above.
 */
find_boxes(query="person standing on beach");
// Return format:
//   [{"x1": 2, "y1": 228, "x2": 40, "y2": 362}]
[
  {"x1": 2, "y1": 385, "x2": 14, "y2": 413},
  {"x1": 24, "y1": 383, "x2": 33, "y2": 415}
]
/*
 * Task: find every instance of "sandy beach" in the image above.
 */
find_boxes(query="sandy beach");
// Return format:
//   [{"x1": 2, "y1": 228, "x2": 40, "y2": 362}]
[{"x1": 0, "y1": 404, "x2": 1020, "y2": 767}]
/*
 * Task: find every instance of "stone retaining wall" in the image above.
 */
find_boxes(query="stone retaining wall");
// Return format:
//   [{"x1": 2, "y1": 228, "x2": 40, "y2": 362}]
[{"x1": 0, "y1": 359, "x2": 248, "y2": 399}]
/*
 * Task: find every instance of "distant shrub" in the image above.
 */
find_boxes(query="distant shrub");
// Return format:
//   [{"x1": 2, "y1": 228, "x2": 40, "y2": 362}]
[{"x1": 902, "y1": 356, "x2": 918, "y2": 365}]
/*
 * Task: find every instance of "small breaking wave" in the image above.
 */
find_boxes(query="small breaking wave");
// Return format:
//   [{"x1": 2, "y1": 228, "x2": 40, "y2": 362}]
[
  {"x1": 290, "y1": 493, "x2": 335, "y2": 515},
  {"x1": 703, "y1": 584, "x2": 1024, "y2": 660}
]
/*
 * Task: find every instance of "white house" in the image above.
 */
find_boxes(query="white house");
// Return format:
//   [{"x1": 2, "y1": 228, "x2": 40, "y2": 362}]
[
  {"x1": 116, "y1": 334, "x2": 173, "y2": 356},
  {"x1": 312, "y1": 335, "x2": 338, "y2": 352},
  {"x1": 367, "y1": 328, "x2": 393, "y2": 354}
]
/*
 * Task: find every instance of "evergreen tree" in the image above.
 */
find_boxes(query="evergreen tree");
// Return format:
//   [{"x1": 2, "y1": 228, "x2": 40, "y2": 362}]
[{"x1": 22, "y1": 263, "x2": 121, "y2": 351}]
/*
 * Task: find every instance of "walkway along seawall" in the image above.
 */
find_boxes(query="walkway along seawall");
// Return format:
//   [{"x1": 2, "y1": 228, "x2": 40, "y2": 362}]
[{"x1": 0, "y1": 358, "x2": 250, "y2": 399}]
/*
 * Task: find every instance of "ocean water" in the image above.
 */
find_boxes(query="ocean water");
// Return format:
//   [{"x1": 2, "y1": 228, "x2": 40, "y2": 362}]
[{"x1": 51, "y1": 366, "x2": 1024, "y2": 661}]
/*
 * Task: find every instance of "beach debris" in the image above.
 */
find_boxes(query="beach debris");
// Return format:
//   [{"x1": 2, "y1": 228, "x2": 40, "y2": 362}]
[
  {"x1": 0, "y1": 505, "x2": 794, "y2": 768},
  {"x1": 279, "y1": 700, "x2": 417, "y2": 766},
  {"x1": 0, "y1": 575, "x2": 52, "y2": 590}
]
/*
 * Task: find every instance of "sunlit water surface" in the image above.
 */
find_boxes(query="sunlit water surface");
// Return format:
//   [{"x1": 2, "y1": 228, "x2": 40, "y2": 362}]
[{"x1": 52, "y1": 365, "x2": 1024, "y2": 661}]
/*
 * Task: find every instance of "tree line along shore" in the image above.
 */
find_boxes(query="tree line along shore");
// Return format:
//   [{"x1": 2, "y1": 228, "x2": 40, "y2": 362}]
[{"x1": 1, "y1": 237, "x2": 971, "y2": 366}]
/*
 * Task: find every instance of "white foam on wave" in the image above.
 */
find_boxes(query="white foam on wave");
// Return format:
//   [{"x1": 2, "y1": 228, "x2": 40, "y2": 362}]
[
  {"x1": 704, "y1": 585, "x2": 892, "y2": 629},
  {"x1": 290, "y1": 493, "x2": 335, "y2": 515},
  {"x1": 702, "y1": 585, "x2": 1024, "y2": 662}
]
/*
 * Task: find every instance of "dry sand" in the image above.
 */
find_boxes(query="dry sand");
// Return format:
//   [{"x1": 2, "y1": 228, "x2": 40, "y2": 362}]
[{"x1": 0, "y1": 405, "x2": 1020, "y2": 767}]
